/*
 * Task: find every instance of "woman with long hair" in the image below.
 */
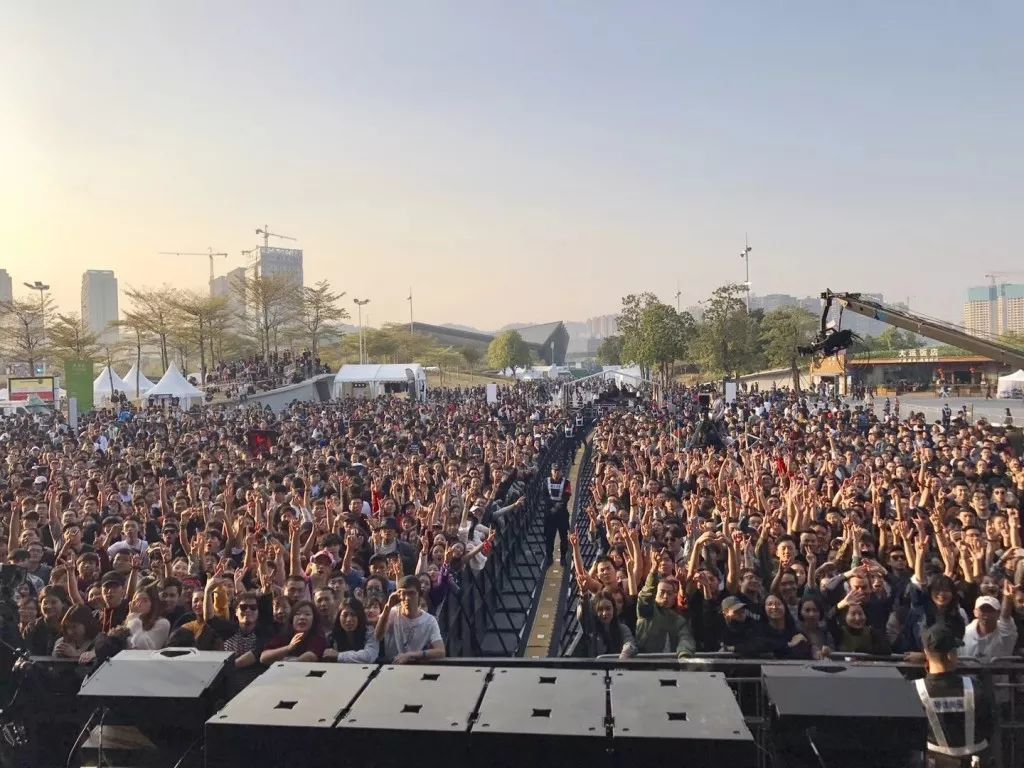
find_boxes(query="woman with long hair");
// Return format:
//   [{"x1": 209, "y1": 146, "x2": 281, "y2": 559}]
[
  {"x1": 25, "y1": 585, "x2": 71, "y2": 655},
  {"x1": 260, "y1": 600, "x2": 325, "y2": 663},
  {"x1": 574, "y1": 589, "x2": 637, "y2": 660},
  {"x1": 761, "y1": 594, "x2": 812, "y2": 659},
  {"x1": 54, "y1": 604, "x2": 102, "y2": 660},
  {"x1": 323, "y1": 598, "x2": 379, "y2": 663},
  {"x1": 125, "y1": 584, "x2": 170, "y2": 649}
]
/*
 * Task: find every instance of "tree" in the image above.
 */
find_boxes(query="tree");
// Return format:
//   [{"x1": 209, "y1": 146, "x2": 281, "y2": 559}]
[
  {"x1": 124, "y1": 286, "x2": 177, "y2": 369},
  {"x1": 170, "y1": 292, "x2": 231, "y2": 382},
  {"x1": 459, "y1": 345, "x2": 484, "y2": 369},
  {"x1": 692, "y1": 284, "x2": 760, "y2": 375},
  {"x1": 48, "y1": 313, "x2": 101, "y2": 363},
  {"x1": 487, "y1": 330, "x2": 531, "y2": 372},
  {"x1": 760, "y1": 306, "x2": 819, "y2": 391},
  {"x1": 299, "y1": 281, "x2": 349, "y2": 359},
  {"x1": 596, "y1": 335, "x2": 624, "y2": 365},
  {"x1": 232, "y1": 273, "x2": 302, "y2": 362},
  {"x1": 0, "y1": 295, "x2": 54, "y2": 374}
]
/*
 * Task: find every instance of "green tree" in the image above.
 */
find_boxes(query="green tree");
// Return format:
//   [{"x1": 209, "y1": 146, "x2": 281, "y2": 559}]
[
  {"x1": 459, "y1": 345, "x2": 484, "y2": 369},
  {"x1": 692, "y1": 283, "x2": 759, "y2": 375},
  {"x1": 170, "y1": 292, "x2": 232, "y2": 382},
  {"x1": 1000, "y1": 331, "x2": 1024, "y2": 351},
  {"x1": 759, "y1": 306, "x2": 819, "y2": 391},
  {"x1": 621, "y1": 302, "x2": 694, "y2": 384},
  {"x1": 232, "y1": 273, "x2": 302, "y2": 362},
  {"x1": 487, "y1": 330, "x2": 531, "y2": 372},
  {"x1": 48, "y1": 313, "x2": 102, "y2": 362},
  {"x1": 596, "y1": 335, "x2": 624, "y2": 365},
  {"x1": 299, "y1": 280, "x2": 349, "y2": 358}
]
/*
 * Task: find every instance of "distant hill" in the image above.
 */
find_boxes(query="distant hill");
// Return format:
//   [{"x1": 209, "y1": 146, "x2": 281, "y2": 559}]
[{"x1": 441, "y1": 323, "x2": 490, "y2": 335}]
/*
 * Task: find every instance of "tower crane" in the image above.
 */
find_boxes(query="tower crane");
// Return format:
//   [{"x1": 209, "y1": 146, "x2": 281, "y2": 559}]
[
  {"x1": 158, "y1": 247, "x2": 228, "y2": 286},
  {"x1": 985, "y1": 271, "x2": 1024, "y2": 286},
  {"x1": 254, "y1": 226, "x2": 296, "y2": 248}
]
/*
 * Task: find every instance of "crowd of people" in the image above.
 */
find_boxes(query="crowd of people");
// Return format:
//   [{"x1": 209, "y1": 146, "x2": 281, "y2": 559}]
[
  {"x1": 1, "y1": 380, "x2": 569, "y2": 676},
  {"x1": 202, "y1": 351, "x2": 331, "y2": 400},
  {"x1": 568, "y1": 388, "x2": 1024, "y2": 663}
]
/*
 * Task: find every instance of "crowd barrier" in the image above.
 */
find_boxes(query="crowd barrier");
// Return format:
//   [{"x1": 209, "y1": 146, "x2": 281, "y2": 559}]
[{"x1": 434, "y1": 422, "x2": 588, "y2": 657}]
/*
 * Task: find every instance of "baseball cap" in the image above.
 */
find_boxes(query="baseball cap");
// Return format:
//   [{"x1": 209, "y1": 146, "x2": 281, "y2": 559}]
[
  {"x1": 975, "y1": 596, "x2": 1001, "y2": 611},
  {"x1": 721, "y1": 596, "x2": 746, "y2": 615}
]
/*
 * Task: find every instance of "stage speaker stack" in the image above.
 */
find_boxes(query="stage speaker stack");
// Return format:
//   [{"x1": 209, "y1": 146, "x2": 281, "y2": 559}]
[
  {"x1": 468, "y1": 667, "x2": 610, "y2": 767},
  {"x1": 607, "y1": 670, "x2": 755, "y2": 768},
  {"x1": 205, "y1": 662, "x2": 376, "y2": 768},
  {"x1": 761, "y1": 664, "x2": 927, "y2": 768}
]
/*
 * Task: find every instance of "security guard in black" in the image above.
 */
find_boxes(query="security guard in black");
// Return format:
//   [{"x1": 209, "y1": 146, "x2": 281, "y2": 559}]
[
  {"x1": 543, "y1": 464, "x2": 571, "y2": 566},
  {"x1": 916, "y1": 624, "x2": 994, "y2": 768}
]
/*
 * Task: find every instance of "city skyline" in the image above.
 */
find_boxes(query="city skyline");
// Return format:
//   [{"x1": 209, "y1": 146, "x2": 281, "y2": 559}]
[{"x1": 2, "y1": 4, "x2": 1020, "y2": 328}]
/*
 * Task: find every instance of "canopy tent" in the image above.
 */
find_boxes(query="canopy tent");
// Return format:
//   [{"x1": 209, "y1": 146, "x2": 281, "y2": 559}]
[
  {"x1": 997, "y1": 369, "x2": 1024, "y2": 399},
  {"x1": 122, "y1": 364, "x2": 155, "y2": 398},
  {"x1": 333, "y1": 363, "x2": 427, "y2": 400},
  {"x1": 93, "y1": 366, "x2": 129, "y2": 401},
  {"x1": 145, "y1": 361, "x2": 205, "y2": 409}
]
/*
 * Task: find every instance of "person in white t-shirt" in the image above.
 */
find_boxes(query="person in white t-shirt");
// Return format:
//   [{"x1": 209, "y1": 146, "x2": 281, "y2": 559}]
[
  {"x1": 960, "y1": 584, "x2": 1018, "y2": 661},
  {"x1": 375, "y1": 575, "x2": 446, "y2": 664}
]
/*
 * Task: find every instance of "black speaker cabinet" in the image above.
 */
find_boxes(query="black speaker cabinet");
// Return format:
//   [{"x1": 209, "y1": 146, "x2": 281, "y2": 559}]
[
  {"x1": 608, "y1": 670, "x2": 756, "y2": 768},
  {"x1": 468, "y1": 667, "x2": 610, "y2": 768},
  {"x1": 205, "y1": 662, "x2": 375, "y2": 768},
  {"x1": 336, "y1": 664, "x2": 490, "y2": 768}
]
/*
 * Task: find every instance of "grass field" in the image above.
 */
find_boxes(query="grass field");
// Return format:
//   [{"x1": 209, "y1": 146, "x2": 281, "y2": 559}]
[{"x1": 426, "y1": 370, "x2": 514, "y2": 389}]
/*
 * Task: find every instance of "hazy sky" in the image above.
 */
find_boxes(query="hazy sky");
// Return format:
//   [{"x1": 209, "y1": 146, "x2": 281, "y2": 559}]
[{"x1": 2, "y1": 3, "x2": 1021, "y2": 330}]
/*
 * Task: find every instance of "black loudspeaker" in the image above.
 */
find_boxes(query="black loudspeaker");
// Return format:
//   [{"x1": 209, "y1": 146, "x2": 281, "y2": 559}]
[
  {"x1": 337, "y1": 664, "x2": 490, "y2": 768},
  {"x1": 762, "y1": 664, "x2": 927, "y2": 768},
  {"x1": 468, "y1": 667, "x2": 609, "y2": 768},
  {"x1": 608, "y1": 670, "x2": 756, "y2": 768},
  {"x1": 78, "y1": 649, "x2": 234, "y2": 733},
  {"x1": 205, "y1": 662, "x2": 376, "y2": 768}
]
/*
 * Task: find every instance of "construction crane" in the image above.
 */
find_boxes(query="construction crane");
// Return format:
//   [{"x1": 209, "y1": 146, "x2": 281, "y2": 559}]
[
  {"x1": 158, "y1": 247, "x2": 228, "y2": 286},
  {"x1": 254, "y1": 226, "x2": 296, "y2": 248},
  {"x1": 985, "y1": 271, "x2": 1024, "y2": 286},
  {"x1": 806, "y1": 290, "x2": 1024, "y2": 370}
]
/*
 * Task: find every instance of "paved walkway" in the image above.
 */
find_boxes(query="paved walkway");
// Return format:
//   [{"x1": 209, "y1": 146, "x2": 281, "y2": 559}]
[{"x1": 523, "y1": 438, "x2": 587, "y2": 658}]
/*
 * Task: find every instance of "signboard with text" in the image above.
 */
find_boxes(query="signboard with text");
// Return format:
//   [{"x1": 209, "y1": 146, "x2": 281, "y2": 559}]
[
  {"x1": 7, "y1": 376, "x2": 56, "y2": 403},
  {"x1": 63, "y1": 359, "x2": 95, "y2": 413}
]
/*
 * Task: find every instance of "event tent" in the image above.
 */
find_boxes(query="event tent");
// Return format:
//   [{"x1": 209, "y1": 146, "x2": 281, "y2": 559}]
[
  {"x1": 333, "y1": 363, "x2": 427, "y2": 399},
  {"x1": 145, "y1": 361, "x2": 205, "y2": 408},
  {"x1": 93, "y1": 366, "x2": 129, "y2": 401},
  {"x1": 997, "y1": 369, "x2": 1024, "y2": 399},
  {"x1": 122, "y1": 364, "x2": 155, "y2": 398}
]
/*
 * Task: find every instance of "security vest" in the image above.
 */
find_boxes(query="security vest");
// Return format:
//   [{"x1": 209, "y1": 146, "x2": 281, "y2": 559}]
[
  {"x1": 915, "y1": 675, "x2": 988, "y2": 760},
  {"x1": 564, "y1": 425, "x2": 574, "y2": 438},
  {"x1": 547, "y1": 478, "x2": 567, "y2": 503}
]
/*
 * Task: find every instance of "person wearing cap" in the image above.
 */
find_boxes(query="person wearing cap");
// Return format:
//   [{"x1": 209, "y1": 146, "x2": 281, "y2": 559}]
[
  {"x1": 960, "y1": 582, "x2": 1018, "y2": 661},
  {"x1": 916, "y1": 623, "x2": 995, "y2": 767},
  {"x1": 542, "y1": 463, "x2": 572, "y2": 567}
]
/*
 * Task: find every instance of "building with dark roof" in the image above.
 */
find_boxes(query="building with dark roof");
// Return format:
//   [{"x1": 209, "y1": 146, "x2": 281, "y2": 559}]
[{"x1": 411, "y1": 321, "x2": 569, "y2": 364}]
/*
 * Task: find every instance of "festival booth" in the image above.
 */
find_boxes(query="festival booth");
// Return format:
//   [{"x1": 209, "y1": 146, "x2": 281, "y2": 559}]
[
  {"x1": 145, "y1": 362, "x2": 205, "y2": 409},
  {"x1": 93, "y1": 366, "x2": 129, "y2": 403},
  {"x1": 997, "y1": 369, "x2": 1024, "y2": 399},
  {"x1": 122, "y1": 363, "x2": 155, "y2": 399},
  {"x1": 333, "y1": 364, "x2": 427, "y2": 400}
]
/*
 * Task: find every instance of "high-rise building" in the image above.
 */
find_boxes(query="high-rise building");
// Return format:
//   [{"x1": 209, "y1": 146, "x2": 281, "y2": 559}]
[
  {"x1": 585, "y1": 314, "x2": 619, "y2": 339},
  {"x1": 81, "y1": 270, "x2": 119, "y2": 344},
  {"x1": 257, "y1": 247, "x2": 303, "y2": 285},
  {"x1": 0, "y1": 269, "x2": 12, "y2": 304},
  {"x1": 211, "y1": 266, "x2": 249, "y2": 317},
  {"x1": 963, "y1": 283, "x2": 1024, "y2": 337}
]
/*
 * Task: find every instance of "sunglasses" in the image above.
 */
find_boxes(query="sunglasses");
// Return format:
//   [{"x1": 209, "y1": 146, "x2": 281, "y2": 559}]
[{"x1": 237, "y1": 603, "x2": 258, "y2": 612}]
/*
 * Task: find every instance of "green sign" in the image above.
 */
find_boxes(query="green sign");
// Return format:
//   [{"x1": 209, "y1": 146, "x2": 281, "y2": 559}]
[{"x1": 64, "y1": 358, "x2": 95, "y2": 413}]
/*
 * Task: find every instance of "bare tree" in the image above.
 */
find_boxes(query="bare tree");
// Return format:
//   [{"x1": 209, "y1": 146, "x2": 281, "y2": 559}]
[
  {"x1": 48, "y1": 313, "x2": 101, "y2": 362},
  {"x1": 123, "y1": 286, "x2": 177, "y2": 369},
  {"x1": 232, "y1": 272, "x2": 301, "y2": 362},
  {"x1": 170, "y1": 292, "x2": 231, "y2": 383},
  {"x1": 0, "y1": 295, "x2": 54, "y2": 374}
]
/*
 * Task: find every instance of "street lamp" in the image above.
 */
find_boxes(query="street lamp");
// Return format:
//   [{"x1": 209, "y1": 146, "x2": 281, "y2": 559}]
[
  {"x1": 353, "y1": 298, "x2": 370, "y2": 364},
  {"x1": 23, "y1": 280, "x2": 50, "y2": 374},
  {"x1": 739, "y1": 235, "x2": 752, "y2": 314}
]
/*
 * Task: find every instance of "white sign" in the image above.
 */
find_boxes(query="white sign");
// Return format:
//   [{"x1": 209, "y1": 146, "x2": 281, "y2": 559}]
[
  {"x1": 486, "y1": 383, "x2": 498, "y2": 405},
  {"x1": 724, "y1": 382, "x2": 737, "y2": 404}
]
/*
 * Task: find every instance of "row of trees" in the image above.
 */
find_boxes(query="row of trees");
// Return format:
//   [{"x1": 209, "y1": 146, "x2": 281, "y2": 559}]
[{"x1": 0, "y1": 274, "x2": 352, "y2": 381}]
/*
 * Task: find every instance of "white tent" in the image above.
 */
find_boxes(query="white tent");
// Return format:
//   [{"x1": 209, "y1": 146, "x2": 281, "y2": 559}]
[
  {"x1": 997, "y1": 369, "x2": 1024, "y2": 399},
  {"x1": 145, "y1": 361, "x2": 205, "y2": 409},
  {"x1": 93, "y1": 366, "x2": 129, "y2": 401},
  {"x1": 122, "y1": 364, "x2": 155, "y2": 398},
  {"x1": 333, "y1": 363, "x2": 427, "y2": 400}
]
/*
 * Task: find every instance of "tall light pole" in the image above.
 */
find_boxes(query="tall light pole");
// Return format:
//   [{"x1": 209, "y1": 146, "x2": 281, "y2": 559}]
[
  {"x1": 739, "y1": 235, "x2": 752, "y2": 313},
  {"x1": 407, "y1": 287, "x2": 414, "y2": 334},
  {"x1": 353, "y1": 298, "x2": 370, "y2": 364},
  {"x1": 23, "y1": 280, "x2": 49, "y2": 374}
]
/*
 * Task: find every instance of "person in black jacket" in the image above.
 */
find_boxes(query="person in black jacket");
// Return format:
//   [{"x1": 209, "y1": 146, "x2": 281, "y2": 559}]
[{"x1": 573, "y1": 589, "x2": 637, "y2": 659}]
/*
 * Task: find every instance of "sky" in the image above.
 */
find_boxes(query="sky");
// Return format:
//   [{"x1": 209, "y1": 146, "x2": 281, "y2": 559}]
[{"x1": 2, "y1": 3, "x2": 1022, "y2": 330}]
